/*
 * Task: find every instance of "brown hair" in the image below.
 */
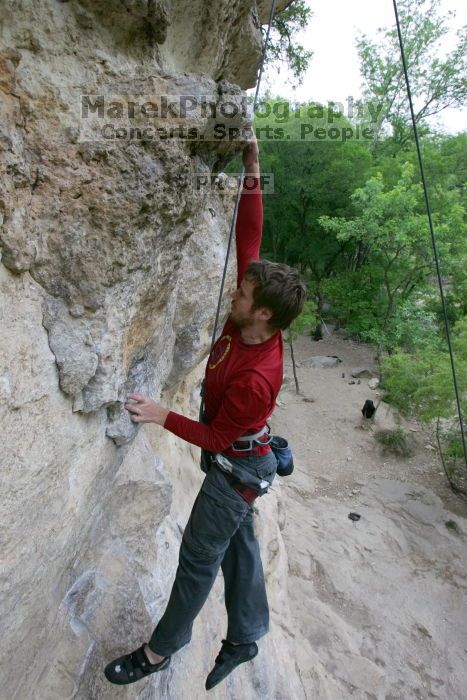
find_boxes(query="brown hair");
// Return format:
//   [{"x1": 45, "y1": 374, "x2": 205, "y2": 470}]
[{"x1": 245, "y1": 260, "x2": 307, "y2": 330}]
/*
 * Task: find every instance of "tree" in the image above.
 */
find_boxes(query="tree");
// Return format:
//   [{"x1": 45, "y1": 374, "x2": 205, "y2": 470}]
[
  {"x1": 319, "y1": 162, "x2": 465, "y2": 357},
  {"x1": 262, "y1": 0, "x2": 313, "y2": 87},
  {"x1": 356, "y1": 0, "x2": 467, "y2": 147},
  {"x1": 363, "y1": 133, "x2": 467, "y2": 326}
]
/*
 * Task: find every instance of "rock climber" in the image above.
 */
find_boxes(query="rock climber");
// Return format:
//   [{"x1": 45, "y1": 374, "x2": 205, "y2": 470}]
[{"x1": 104, "y1": 134, "x2": 307, "y2": 690}]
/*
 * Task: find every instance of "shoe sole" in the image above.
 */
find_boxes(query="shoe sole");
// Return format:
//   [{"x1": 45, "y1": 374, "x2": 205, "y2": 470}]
[
  {"x1": 104, "y1": 654, "x2": 170, "y2": 685},
  {"x1": 205, "y1": 646, "x2": 258, "y2": 690}
]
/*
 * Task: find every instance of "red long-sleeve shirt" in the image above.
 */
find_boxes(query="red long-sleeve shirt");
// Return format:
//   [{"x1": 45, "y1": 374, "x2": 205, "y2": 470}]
[{"x1": 164, "y1": 176, "x2": 283, "y2": 456}]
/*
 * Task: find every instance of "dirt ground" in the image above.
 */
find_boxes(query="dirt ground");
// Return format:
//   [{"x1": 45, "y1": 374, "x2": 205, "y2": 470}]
[
  {"x1": 272, "y1": 329, "x2": 467, "y2": 519},
  {"x1": 267, "y1": 328, "x2": 467, "y2": 699}
]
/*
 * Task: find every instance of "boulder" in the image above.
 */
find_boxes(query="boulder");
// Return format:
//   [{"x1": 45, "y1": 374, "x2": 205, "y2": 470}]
[
  {"x1": 302, "y1": 355, "x2": 343, "y2": 369},
  {"x1": 351, "y1": 366, "x2": 374, "y2": 378}
]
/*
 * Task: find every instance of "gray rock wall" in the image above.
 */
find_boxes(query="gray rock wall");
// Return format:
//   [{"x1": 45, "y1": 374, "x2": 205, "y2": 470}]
[{"x1": 0, "y1": 2, "x2": 300, "y2": 698}]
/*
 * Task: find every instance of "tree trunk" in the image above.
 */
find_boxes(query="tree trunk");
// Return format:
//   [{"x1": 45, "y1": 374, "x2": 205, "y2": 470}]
[
  {"x1": 290, "y1": 339, "x2": 300, "y2": 394},
  {"x1": 313, "y1": 282, "x2": 324, "y2": 339}
]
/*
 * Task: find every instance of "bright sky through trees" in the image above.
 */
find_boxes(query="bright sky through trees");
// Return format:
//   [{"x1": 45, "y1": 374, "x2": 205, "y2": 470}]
[{"x1": 263, "y1": 0, "x2": 467, "y2": 134}]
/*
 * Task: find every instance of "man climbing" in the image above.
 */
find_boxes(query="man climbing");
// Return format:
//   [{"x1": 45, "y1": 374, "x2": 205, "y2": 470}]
[{"x1": 104, "y1": 135, "x2": 306, "y2": 690}]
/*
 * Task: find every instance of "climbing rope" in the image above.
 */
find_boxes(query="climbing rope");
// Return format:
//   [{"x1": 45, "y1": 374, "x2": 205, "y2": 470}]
[
  {"x1": 392, "y1": 0, "x2": 467, "y2": 471},
  {"x1": 208, "y1": 0, "x2": 278, "y2": 353}
]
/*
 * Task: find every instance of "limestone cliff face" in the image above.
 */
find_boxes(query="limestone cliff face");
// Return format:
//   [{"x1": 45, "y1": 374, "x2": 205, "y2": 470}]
[{"x1": 0, "y1": 2, "x2": 302, "y2": 699}]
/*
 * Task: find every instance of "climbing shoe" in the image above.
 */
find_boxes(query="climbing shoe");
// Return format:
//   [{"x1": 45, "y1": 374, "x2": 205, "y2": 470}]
[
  {"x1": 205, "y1": 639, "x2": 258, "y2": 690},
  {"x1": 104, "y1": 644, "x2": 170, "y2": 685}
]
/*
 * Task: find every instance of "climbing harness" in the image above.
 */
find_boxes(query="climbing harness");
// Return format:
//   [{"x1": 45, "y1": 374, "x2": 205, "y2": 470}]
[
  {"x1": 393, "y1": 0, "x2": 467, "y2": 472},
  {"x1": 230, "y1": 427, "x2": 294, "y2": 476},
  {"x1": 230, "y1": 425, "x2": 272, "y2": 452}
]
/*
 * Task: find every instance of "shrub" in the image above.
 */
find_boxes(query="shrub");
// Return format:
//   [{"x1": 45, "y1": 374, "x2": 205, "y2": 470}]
[{"x1": 374, "y1": 426, "x2": 415, "y2": 457}]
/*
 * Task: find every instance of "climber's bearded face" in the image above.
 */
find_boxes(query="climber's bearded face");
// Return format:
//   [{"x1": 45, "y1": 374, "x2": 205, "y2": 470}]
[
  {"x1": 230, "y1": 276, "x2": 272, "y2": 329},
  {"x1": 230, "y1": 277, "x2": 257, "y2": 328}
]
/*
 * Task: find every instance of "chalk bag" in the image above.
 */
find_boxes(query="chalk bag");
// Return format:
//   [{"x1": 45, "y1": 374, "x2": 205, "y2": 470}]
[{"x1": 270, "y1": 435, "x2": 294, "y2": 477}]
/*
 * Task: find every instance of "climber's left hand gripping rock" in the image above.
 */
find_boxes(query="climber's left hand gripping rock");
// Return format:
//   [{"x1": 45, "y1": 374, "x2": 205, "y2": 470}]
[{"x1": 125, "y1": 393, "x2": 169, "y2": 426}]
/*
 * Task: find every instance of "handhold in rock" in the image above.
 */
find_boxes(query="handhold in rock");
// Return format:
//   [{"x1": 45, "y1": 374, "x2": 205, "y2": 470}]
[{"x1": 69, "y1": 303, "x2": 85, "y2": 318}]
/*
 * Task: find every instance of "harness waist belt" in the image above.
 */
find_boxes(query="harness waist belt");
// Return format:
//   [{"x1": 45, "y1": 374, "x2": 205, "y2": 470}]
[
  {"x1": 231, "y1": 425, "x2": 272, "y2": 452},
  {"x1": 234, "y1": 426, "x2": 269, "y2": 442}
]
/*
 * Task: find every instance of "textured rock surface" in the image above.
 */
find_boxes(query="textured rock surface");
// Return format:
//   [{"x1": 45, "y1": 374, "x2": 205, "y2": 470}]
[
  {"x1": 281, "y1": 473, "x2": 467, "y2": 700},
  {"x1": 0, "y1": 2, "x2": 296, "y2": 698}
]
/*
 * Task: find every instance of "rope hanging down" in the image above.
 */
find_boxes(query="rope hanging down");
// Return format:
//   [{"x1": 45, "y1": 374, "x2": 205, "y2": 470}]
[
  {"x1": 392, "y1": 0, "x2": 467, "y2": 469},
  {"x1": 208, "y1": 0, "x2": 278, "y2": 354}
]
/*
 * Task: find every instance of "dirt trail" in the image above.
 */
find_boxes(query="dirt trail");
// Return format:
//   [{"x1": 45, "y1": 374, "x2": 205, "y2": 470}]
[
  {"x1": 268, "y1": 329, "x2": 467, "y2": 700},
  {"x1": 273, "y1": 329, "x2": 466, "y2": 518}
]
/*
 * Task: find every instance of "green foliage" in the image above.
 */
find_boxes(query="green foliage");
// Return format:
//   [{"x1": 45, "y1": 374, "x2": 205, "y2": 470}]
[
  {"x1": 441, "y1": 429, "x2": 466, "y2": 484},
  {"x1": 444, "y1": 431, "x2": 465, "y2": 461},
  {"x1": 384, "y1": 299, "x2": 444, "y2": 354},
  {"x1": 380, "y1": 315, "x2": 467, "y2": 422},
  {"x1": 356, "y1": 0, "x2": 467, "y2": 146},
  {"x1": 263, "y1": 1, "x2": 313, "y2": 86},
  {"x1": 364, "y1": 134, "x2": 467, "y2": 327},
  {"x1": 371, "y1": 133, "x2": 467, "y2": 208},
  {"x1": 322, "y1": 271, "x2": 384, "y2": 338},
  {"x1": 261, "y1": 133, "x2": 371, "y2": 268},
  {"x1": 285, "y1": 299, "x2": 317, "y2": 344},
  {"x1": 374, "y1": 426, "x2": 415, "y2": 457},
  {"x1": 319, "y1": 162, "x2": 465, "y2": 354},
  {"x1": 324, "y1": 292, "x2": 444, "y2": 354}
]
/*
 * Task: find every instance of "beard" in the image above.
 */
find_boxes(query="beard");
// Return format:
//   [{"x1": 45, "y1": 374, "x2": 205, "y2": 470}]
[{"x1": 230, "y1": 308, "x2": 255, "y2": 329}]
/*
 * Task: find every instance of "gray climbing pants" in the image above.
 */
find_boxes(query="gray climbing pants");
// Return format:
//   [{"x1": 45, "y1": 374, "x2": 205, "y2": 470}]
[{"x1": 148, "y1": 450, "x2": 277, "y2": 657}]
